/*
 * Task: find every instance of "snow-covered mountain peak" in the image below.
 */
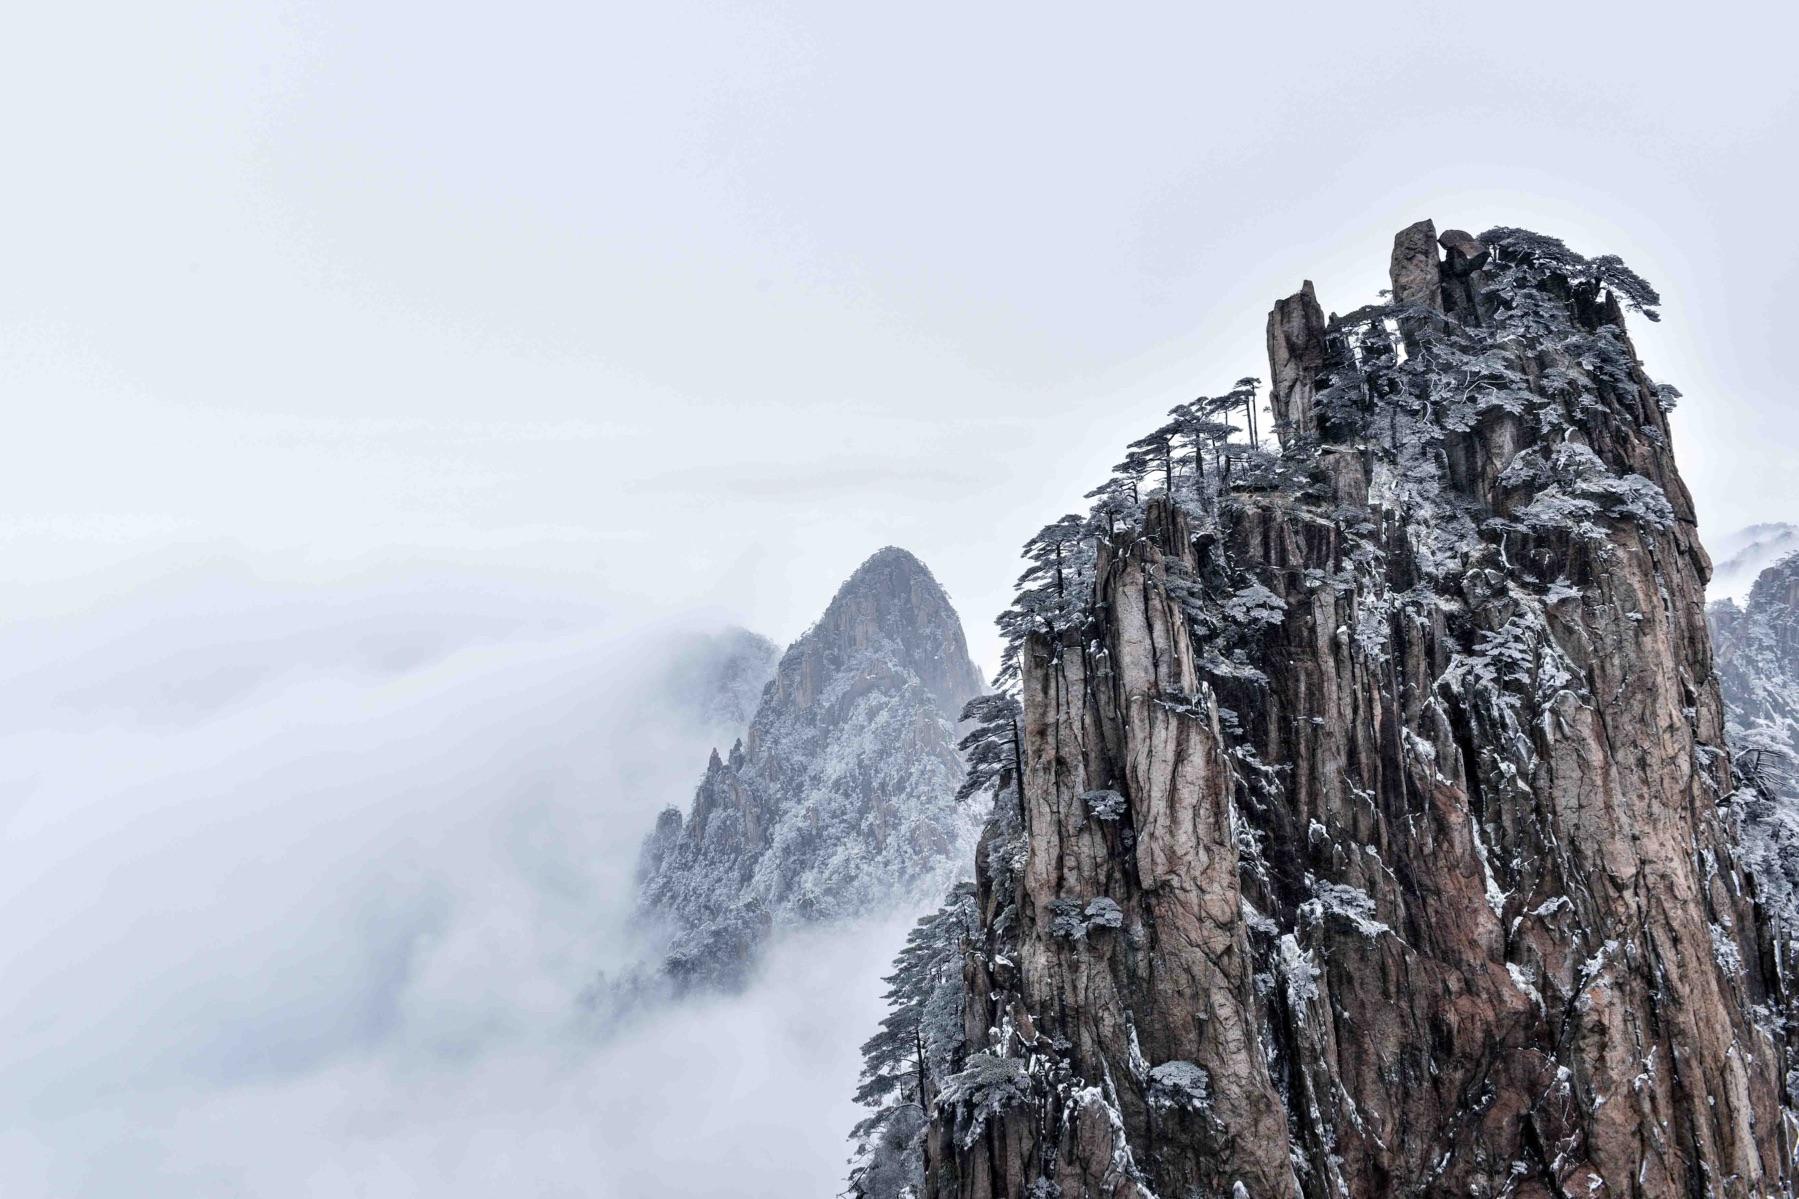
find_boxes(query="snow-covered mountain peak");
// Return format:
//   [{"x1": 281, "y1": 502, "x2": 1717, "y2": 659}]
[
  {"x1": 767, "y1": 545, "x2": 981, "y2": 726},
  {"x1": 636, "y1": 548, "x2": 983, "y2": 992}
]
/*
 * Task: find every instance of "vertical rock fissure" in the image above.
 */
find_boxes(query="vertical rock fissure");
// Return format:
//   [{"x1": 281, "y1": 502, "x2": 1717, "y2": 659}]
[{"x1": 905, "y1": 222, "x2": 1789, "y2": 1198}]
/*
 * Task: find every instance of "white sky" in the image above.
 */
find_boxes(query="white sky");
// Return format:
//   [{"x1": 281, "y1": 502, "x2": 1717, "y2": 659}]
[{"x1": 5, "y1": 1, "x2": 1795, "y2": 671}]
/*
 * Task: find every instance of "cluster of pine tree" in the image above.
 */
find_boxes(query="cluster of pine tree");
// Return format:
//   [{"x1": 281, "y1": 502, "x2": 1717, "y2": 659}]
[{"x1": 845, "y1": 226, "x2": 1685, "y2": 1197}]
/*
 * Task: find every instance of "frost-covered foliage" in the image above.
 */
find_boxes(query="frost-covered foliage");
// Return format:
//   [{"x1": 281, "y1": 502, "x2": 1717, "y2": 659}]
[
  {"x1": 1711, "y1": 553, "x2": 1799, "y2": 938},
  {"x1": 1499, "y1": 442, "x2": 1673, "y2": 535},
  {"x1": 847, "y1": 886, "x2": 978, "y2": 1199},
  {"x1": 1223, "y1": 582, "x2": 1287, "y2": 625},
  {"x1": 1479, "y1": 227, "x2": 1662, "y2": 321},
  {"x1": 989, "y1": 379, "x2": 1283, "y2": 688},
  {"x1": 980, "y1": 228, "x2": 1680, "y2": 712},
  {"x1": 1083, "y1": 897, "x2": 1125, "y2": 930},
  {"x1": 1047, "y1": 895, "x2": 1128, "y2": 941},
  {"x1": 1145, "y1": 1061, "x2": 1212, "y2": 1113},
  {"x1": 1082, "y1": 789, "x2": 1127, "y2": 822},
  {"x1": 995, "y1": 515, "x2": 1097, "y2": 688},
  {"x1": 956, "y1": 692, "x2": 1023, "y2": 807},
  {"x1": 1440, "y1": 597, "x2": 1584, "y2": 794},
  {"x1": 1047, "y1": 898, "x2": 1087, "y2": 940},
  {"x1": 921, "y1": 225, "x2": 1706, "y2": 1191},
  {"x1": 1276, "y1": 934, "x2": 1322, "y2": 1006},
  {"x1": 938, "y1": 1053, "x2": 1035, "y2": 1149},
  {"x1": 1299, "y1": 877, "x2": 1391, "y2": 940},
  {"x1": 636, "y1": 547, "x2": 985, "y2": 992}
]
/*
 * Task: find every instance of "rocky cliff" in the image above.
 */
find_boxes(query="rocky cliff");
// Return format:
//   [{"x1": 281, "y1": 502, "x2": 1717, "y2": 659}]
[
  {"x1": 1711, "y1": 553, "x2": 1799, "y2": 952},
  {"x1": 637, "y1": 547, "x2": 985, "y2": 991},
  {"x1": 893, "y1": 224, "x2": 1792, "y2": 1197}
]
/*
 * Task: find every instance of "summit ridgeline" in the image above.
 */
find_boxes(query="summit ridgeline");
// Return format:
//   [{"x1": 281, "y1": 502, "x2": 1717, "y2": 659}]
[
  {"x1": 851, "y1": 224, "x2": 1792, "y2": 1198},
  {"x1": 637, "y1": 547, "x2": 984, "y2": 992}
]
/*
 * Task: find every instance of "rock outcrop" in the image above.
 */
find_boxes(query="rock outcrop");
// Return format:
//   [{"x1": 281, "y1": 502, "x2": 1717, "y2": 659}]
[
  {"x1": 1712, "y1": 552, "x2": 1799, "y2": 955},
  {"x1": 1713, "y1": 552, "x2": 1799, "y2": 750},
  {"x1": 638, "y1": 547, "x2": 985, "y2": 990},
  {"x1": 907, "y1": 224, "x2": 1791, "y2": 1197}
]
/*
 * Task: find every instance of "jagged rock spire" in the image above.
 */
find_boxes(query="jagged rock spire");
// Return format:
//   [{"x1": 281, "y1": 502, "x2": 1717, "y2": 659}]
[
  {"x1": 1266, "y1": 279, "x2": 1327, "y2": 448},
  {"x1": 636, "y1": 547, "x2": 983, "y2": 993},
  {"x1": 767, "y1": 546, "x2": 983, "y2": 726},
  {"x1": 909, "y1": 221, "x2": 1789, "y2": 1198},
  {"x1": 1388, "y1": 216, "x2": 1443, "y2": 312}
]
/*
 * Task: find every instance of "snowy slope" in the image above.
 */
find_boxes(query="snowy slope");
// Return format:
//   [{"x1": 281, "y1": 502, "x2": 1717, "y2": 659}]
[
  {"x1": 637, "y1": 547, "x2": 984, "y2": 991},
  {"x1": 1712, "y1": 552, "x2": 1799, "y2": 936}
]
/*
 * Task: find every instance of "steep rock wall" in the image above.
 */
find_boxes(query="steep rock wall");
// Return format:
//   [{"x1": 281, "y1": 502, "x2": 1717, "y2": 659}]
[
  {"x1": 1711, "y1": 553, "x2": 1799, "y2": 987},
  {"x1": 925, "y1": 225, "x2": 1791, "y2": 1198}
]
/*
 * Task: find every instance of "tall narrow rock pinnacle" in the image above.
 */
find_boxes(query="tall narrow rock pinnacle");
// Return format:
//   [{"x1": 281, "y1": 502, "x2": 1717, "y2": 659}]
[{"x1": 874, "y1": 223, "x2": 1788, "y2": 1198}]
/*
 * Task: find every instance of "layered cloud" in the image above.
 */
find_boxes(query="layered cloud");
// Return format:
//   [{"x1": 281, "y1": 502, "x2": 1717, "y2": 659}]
[{"x1": 0, "y1": 567, "x2": 903, "y2": 1197}]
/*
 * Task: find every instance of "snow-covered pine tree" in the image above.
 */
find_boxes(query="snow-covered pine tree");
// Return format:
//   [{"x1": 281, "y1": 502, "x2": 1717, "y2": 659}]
[
  {"x1": 953, "y1": 692, "x2": 1021, "y2": 808},
  {"x1": 845, "y1": 885, "x2": 977, "y2": 1199}
]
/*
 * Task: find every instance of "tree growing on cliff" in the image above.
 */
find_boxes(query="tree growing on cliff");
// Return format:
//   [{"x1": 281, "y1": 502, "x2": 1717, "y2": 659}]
[
  {"x1": 955, "y1": 692, "x2": 1023, "y2": 808},
  {"x1": 921, "y1": 222, "x2": 1778, "y2": 1198},
  {"x1": 1123, "y1": 422, "x2": 1181, "y2": 496},
  {"x1": 847, "y1": 886, "x2": 977, "y2": 1199},
  {"x1": 1227, "y1": 375, "x2": 1262, "y2": 446},
  {"x1": 1084, "y1": 474, "x2": 1143, "y2": 535},
  {"x1": 1017, "y1": 515, "x2": 1089, "y2": 602},
  {"x1": 1164, "y1": 398, "x2": 1236, "y2": 503},
  {"x1": 1481, "y1": 226, "x2": 1662, "y2": 320},
  {"x1": 995, "y1": 516, "x2": 1097, "y2": 685}
]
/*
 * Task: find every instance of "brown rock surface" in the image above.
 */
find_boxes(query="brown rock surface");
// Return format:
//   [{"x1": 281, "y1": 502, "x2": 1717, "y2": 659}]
[
  {"x1": 1439, "y1": 227, "x2": 1491, "y2": 276},
  {"x1": 919, "y1": 224, "x2": 1790, "y2": 1198},
  {"x1": 1267, "y1": 280, "x2": 1328, "y2": 448}
]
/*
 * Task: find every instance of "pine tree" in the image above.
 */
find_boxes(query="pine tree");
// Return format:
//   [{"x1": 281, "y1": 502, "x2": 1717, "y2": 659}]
[
  {"x1": 847, "y1": 887, "x2": 977, "y2": 1198},
  {"x1": 956, "y1": 692, "x2": 1023, "y2": 808}
]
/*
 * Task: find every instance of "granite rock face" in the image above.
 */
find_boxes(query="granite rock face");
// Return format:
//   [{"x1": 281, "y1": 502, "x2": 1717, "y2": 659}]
[
  {"x1": 1711, "y1": 552, "x2": 1799, "y2": 957},
  {"x1": 638, "y1": 547, "x2": 985, "y2": 990},
  {"x1": 1389, "y1": 218, "x2": 1444, "y2": 314},
  {"x1": 1266, "y1": 281, "x2": 1328, "y2": 447},
  {"x1": 918, "y1": 225, "x2": 1792, "y2": 1197},
  {"x1": 1439, "y1": 227, "x2": 1491, "y2": 277}
]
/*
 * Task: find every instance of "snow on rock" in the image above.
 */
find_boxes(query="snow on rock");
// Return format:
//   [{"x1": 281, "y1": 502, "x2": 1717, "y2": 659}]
[
  {"x1": 636, "y1": 547, "x2": 984, "y2": 991},
  {"x1": 1711, "y1": 550, "x2": 1799, "y2": 943},
  {"x1": 909, "y1": 222, "x2": 1790, "y2": 1197}
]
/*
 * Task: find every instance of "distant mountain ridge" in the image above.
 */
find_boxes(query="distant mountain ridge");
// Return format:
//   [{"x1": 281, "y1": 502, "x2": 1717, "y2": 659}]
[
  {"x1": 1711, "y1": 549, "x2": 1799, "y2": 939},
  {"x1": 1709, "y1": 521, "x2": 1799, "y2": 603},
  {"x1": 637, "y1": 547, "x2": 984, "y2": 991}
]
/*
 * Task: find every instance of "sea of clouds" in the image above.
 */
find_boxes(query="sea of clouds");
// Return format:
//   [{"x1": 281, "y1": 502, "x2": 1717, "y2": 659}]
[{"x1": 0, "y1": 561, "x2": 915, "y2": 1196}]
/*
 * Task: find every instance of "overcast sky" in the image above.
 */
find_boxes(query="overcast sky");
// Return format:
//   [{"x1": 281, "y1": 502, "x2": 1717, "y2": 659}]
[
  {"x1": 4, "y1": 3, "x2": 1798, "y2": 1195},
  {"x1": 5, "y1": 0, "x2": 1795, "y2": 669}
]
